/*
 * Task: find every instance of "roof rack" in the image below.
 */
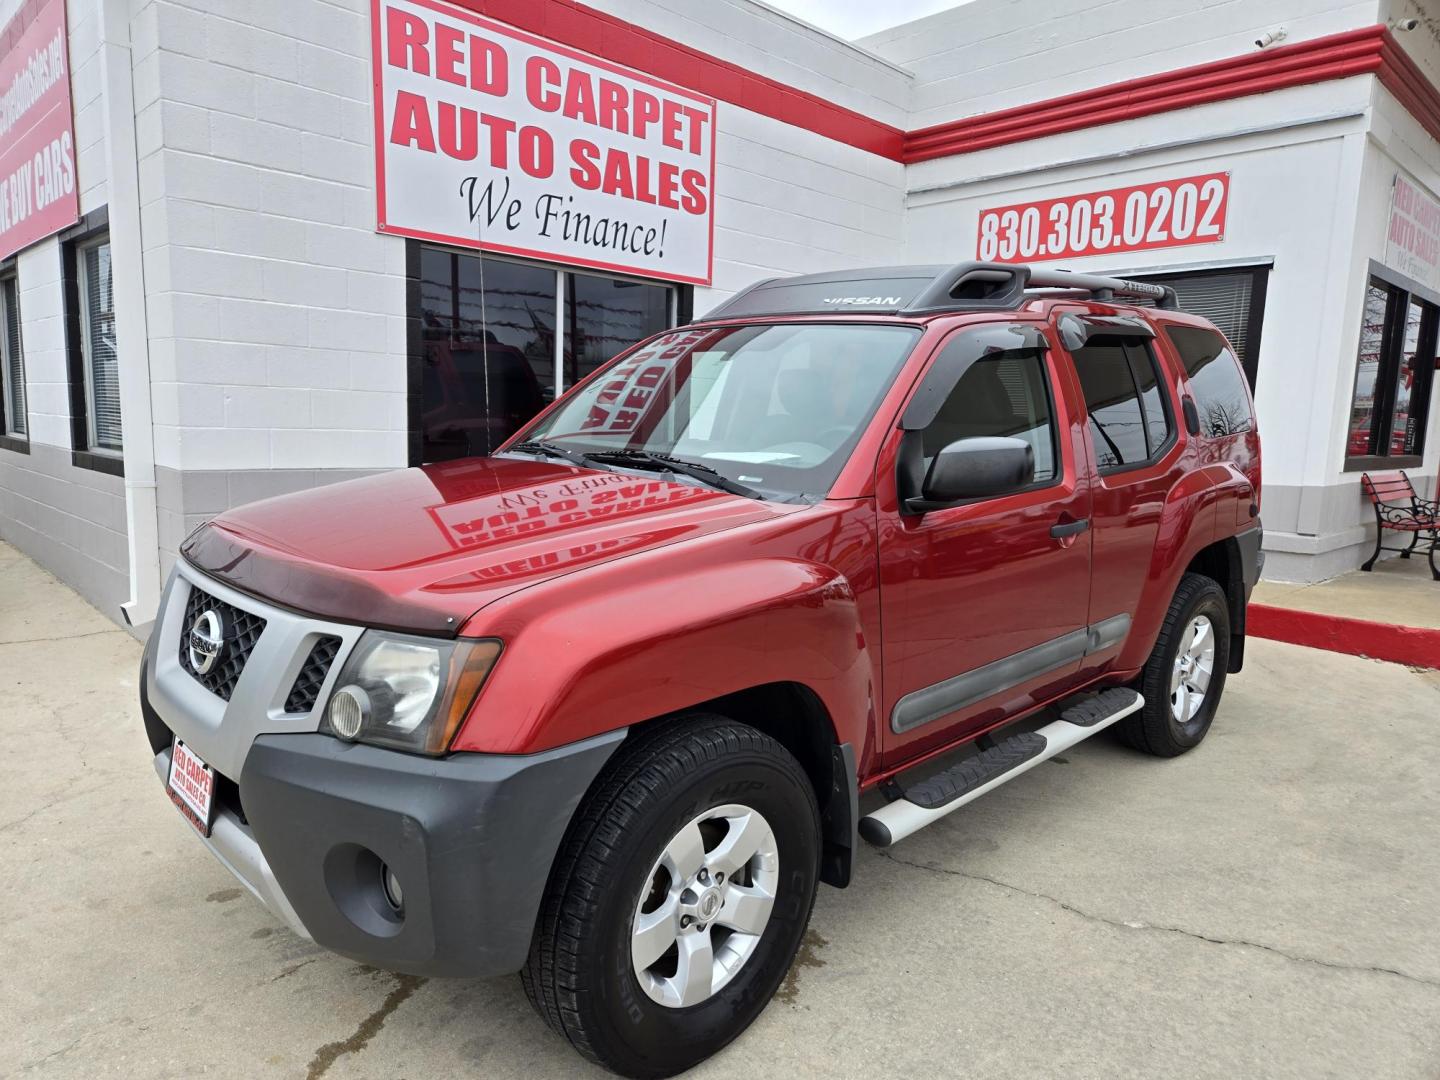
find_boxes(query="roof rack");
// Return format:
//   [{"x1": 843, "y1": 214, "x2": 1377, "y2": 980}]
[{"x1": 703, "y1": 261, "x2": 1179, "y2": 320}]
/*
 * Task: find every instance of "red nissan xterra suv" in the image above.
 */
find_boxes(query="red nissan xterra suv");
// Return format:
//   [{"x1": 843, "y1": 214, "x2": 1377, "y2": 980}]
[{"x1": 140, "y1": 262, "x2": 1262, "y2": 1078}]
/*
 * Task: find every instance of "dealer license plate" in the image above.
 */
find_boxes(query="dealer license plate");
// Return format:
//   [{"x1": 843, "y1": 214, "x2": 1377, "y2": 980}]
[{"x1": 168, "y1": 739, "x2": 216, "y2": 837}]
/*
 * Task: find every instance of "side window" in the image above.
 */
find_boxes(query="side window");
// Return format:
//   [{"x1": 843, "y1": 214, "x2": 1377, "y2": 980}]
[
  {"x1": 1165, "y1": 325, "x2": 1254, "y2": 437},
  {"x1": 1129, "y1": 341, "x2": 1172, "y2": 452},
  {"x1": 1, "y1": 271, "x2": 26, "y2": 440},
  {"x1": 1072, "y1": 334, "x2": 1171, "y2": 470},
  {"x1": 919, "y1": 346, "x2": 1058, "y2": 485}
]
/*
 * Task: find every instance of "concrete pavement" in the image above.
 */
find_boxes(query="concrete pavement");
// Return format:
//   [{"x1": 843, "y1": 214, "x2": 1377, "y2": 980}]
[
  {"x1": 3, "y1": 539, "x2": 1438, "y2": 1079},
  {"x1": 1254, "y1": 552, "x2": 1440, "y2": 630}
]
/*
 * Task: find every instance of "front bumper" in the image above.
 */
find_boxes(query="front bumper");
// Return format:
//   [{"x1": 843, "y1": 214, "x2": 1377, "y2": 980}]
[{"x1": 142, "y1": 659, "x2": 625, "y2": 979}]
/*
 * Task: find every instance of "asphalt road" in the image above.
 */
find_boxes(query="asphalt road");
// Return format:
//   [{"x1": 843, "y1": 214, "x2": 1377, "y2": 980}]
[{"x1": 4, "y1": 539, "x2": 1438, "y2": 1079}]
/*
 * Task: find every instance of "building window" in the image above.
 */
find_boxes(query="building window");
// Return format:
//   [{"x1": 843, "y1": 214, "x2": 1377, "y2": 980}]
[
  {"x1": 1, "y1": 271, "x2": 26, "y2": 447},
  {"x1": 1129, "y1": 265, "x2": 1269, "y2": 387},
  {"x1": 1071, "y1": 336, "x2": 1173, "y2": 471},
  {"x1": 61, "y1": 215, "x2": 123, "y2": 475},
  {"x1": 565, "y1": 273, "x2": 673, "y2": 387},
  {"x1": 78, "y1": 237, "x2": 122, "y2": 453},
  {"x1": 1344, "y1": 272, "x2": 1438, "y2": 469},
  {"x1": 412, "y1": 244, "x2": 678, "y2": 464}
]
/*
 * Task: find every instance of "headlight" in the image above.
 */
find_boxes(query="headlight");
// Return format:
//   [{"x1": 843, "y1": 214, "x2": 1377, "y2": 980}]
[{"x1": 321, "y1": 631, "x2": 502, "y2": 755}]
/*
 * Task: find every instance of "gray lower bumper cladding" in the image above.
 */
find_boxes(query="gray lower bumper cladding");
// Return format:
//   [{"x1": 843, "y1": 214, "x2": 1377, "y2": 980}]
[{"x1": 143, "y1": 654, "x2": 624, "y2": 978}]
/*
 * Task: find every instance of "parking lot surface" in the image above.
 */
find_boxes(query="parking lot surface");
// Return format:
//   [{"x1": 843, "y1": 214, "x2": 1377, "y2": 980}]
[{"x1": 4, "y1": 539, "x2": 1438, "y2": 1079}]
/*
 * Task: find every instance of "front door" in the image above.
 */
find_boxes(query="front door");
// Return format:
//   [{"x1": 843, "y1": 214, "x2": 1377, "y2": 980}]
[{"x1": 877, "y1": 323, "x2": 1093, "y2": 763}]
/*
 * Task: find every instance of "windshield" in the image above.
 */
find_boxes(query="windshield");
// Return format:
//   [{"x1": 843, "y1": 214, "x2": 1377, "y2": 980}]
[{"x1": 511, "y1": 323, "x2": 922, "y2": 500}]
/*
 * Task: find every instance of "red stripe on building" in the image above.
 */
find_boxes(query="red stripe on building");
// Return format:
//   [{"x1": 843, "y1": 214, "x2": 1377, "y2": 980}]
[
  {"x1": 903, "y1": 26, "x2": 1391, "y2": 161},
  {"x1": 1248, "y1": 604, "x2": 1440, "y2": 670},
  {"x1": 446, "y1": 0, "x2": 907, "y2": 159},
  {"x1": 1378, "y1": 31, "x2": 1440, "y2": 146}
]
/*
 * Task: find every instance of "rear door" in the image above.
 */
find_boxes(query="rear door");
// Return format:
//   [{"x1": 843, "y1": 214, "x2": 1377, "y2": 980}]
[
  {"x1": 1052, "y1": 313, "x2": 1191, "y2": 675},
  {"x1": 876, "y1": 321, "x2": 1093, "y2": 763}
]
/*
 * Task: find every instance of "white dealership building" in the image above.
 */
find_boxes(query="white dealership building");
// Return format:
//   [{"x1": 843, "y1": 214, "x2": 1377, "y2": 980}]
[{"x1": 0, "y1": 0, "x2": 1438, "y2": 628}]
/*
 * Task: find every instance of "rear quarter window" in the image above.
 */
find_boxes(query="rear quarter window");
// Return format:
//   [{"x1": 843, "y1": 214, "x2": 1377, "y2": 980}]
[{"x1": 1165, "y1": 325, "x2": 1254, "y2": 437}]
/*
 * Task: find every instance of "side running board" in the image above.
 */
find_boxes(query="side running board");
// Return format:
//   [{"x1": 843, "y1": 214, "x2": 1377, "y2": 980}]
[{"x1": 859, "y1": 687, "x2": 1143, "y2": 848}]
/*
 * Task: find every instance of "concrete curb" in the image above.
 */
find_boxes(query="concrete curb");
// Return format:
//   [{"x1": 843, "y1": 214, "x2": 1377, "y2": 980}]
[{"x1": 1248, "y1": 603, "x2": 1440, "y2": 670}]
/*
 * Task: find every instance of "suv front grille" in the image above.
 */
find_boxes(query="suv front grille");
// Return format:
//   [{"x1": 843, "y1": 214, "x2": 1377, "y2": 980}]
[
  {"x1": 178, "y1": 585, "x2": 267, "y2": 701},
  {"x1": 285, "y1": 635, "x2": 342, "y2": 714}
]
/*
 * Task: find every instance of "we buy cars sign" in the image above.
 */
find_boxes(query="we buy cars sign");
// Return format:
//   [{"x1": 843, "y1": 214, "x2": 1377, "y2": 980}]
[
  {"x1": 372, "y1": 0, "x2": 717, "y2": 284},
  {"x1": 0, "y1": 0, "x2": 79, "y2": 262}
]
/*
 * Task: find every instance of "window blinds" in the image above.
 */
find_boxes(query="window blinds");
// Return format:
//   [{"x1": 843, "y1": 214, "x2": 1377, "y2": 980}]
[
  {"x1": 82, "y1": 241, "x2": 122, "y2": 451},
  {"x1": 2, "y1": 277, "x2": 24, "y2": 437},
  {"x1": 1162, "y1": 272, "x2": 1255, "y2": 362}
]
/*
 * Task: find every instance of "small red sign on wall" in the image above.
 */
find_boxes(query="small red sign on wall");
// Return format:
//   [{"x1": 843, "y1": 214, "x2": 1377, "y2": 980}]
[
  {"x1": 976, "y1": 172, "x2": 1230, "y2": 264},
  {"x1": 0, "y1": 0, "x2": 80, "y2": 263}
]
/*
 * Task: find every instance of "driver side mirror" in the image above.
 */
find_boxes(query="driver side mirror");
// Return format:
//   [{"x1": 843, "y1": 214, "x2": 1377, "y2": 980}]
[{"x1": 911, "y1": 436, "x2": 1034, "y2": 511}]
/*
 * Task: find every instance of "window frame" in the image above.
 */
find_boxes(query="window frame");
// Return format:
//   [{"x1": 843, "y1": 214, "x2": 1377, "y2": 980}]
[
  {"x1": 1162, "y1": 323, "x2": 1255, "y2": 439},
  {"x1": 0, "y1": 261, "x2": 28, "y2": 454},
  {"x1": 902, "y1": 322, "x2": 1067, "y2": 508},
  {"x1": 1343, "y1": 262, "x2": 1440, "y2": 473},
  {"x1": 1068, "y1": 332, "x2": 1177, "y2": 477},
  {"x1": 404, "y1": 240, "x2": 690, "y2": 466},
  {"x1": 60, "y1": 208, "x2": 123, "y2": 476}
]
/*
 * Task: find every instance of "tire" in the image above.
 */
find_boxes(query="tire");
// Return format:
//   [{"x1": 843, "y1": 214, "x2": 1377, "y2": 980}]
[
  {"x1": 521, "y1": 715, "x2": 821, "y2": 1079},
  {"x1": 1117, "y1": 572, "x2": 1231, "y2": 757}
]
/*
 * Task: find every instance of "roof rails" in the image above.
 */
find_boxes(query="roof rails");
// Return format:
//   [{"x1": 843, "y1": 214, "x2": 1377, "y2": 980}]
[
  {"x1": 702, "y1": 261, "x2": 1179, "y2": 321},
  {"x1": 908, "y1": 262, "x2": 1179, "y2": 313}
]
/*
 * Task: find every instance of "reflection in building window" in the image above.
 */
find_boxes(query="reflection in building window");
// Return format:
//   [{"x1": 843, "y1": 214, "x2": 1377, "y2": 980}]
[
  {"x1": 1345, "y1": 276, "x2": 1438, "y2": 464},
  {"x1": 419, "y1": 250, "x2": 556, "y2": 462},
  {"x1": 417, "y1": 247, "x2": 677, "y2": 464},
  {"x1": 566, "y1": 273, "x2": 671, "y2": 387}
]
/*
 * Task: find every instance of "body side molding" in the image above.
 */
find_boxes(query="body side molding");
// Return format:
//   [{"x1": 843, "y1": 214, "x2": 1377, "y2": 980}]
[{"x1": 890, "y1": 616, "x2": 1134, "y2": 735}]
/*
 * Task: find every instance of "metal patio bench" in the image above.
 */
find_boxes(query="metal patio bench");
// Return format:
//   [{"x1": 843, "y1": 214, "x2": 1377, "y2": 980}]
[{"x1": 1360, "y1": 471, "x2": 1440, "y2": 580}]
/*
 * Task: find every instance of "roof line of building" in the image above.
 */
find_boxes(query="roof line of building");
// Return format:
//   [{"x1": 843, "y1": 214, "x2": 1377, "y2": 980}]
[
  {"x1": 904, "y1": 26, "x2": 1440, "y2": 160},
  {"x1": 449, "y1": 4, "x2": 1440, "y2": 167}
]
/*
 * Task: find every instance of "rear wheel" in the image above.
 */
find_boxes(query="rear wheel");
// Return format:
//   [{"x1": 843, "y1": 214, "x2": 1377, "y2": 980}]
[
  {"x1": 522, "y1": 716, "x2": 821, "y2": 1079},
  {"x1": 1117, "y1": 572, "x2": 1231, "y2": 757}
]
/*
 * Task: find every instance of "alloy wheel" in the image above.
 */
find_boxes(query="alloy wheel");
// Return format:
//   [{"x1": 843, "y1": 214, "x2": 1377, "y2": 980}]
[
  {"x1": 1170, "y1": 614, "x2": 1215, "y2": 725},
  {"x1": 630, "y1": 803, "x2": 779, "y2": 1008}
]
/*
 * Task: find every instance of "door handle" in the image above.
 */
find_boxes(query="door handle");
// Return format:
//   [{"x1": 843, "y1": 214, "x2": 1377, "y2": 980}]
[{"x1": 1050, "y1": 518, "x2": 1091, "y2": 539}]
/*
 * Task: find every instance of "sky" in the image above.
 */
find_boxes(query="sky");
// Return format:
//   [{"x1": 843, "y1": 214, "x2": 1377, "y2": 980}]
[{"x1": 761, "y1": 0, "x2": 964, "y2": 41}]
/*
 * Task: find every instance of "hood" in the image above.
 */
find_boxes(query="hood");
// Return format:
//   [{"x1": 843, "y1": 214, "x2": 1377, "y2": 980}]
[{"x1": 182, "y1": 456, "x2": 789, "y2": 634}]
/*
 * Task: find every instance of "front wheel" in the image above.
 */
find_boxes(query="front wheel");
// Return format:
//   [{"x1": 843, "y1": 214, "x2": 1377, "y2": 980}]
[
  {"x1": 522, "y1": 717, "x2": 821, "y2": 1079},
  {"x1": 1117, "y1": 572, "x2": 1231, "y2": 757}
]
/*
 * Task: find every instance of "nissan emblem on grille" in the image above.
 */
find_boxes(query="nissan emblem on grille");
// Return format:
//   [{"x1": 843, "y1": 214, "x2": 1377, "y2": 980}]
[{"x1": 188, "y1": 610, "x2": 225, "y2": 675}]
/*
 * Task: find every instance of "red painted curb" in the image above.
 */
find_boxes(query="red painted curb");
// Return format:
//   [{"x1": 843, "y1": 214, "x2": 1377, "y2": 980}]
[{"x1": 1248, "y1": 603, "x2": 1440, "y2": 670}]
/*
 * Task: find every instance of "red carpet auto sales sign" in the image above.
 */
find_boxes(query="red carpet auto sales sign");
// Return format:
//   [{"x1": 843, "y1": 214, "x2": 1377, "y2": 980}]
[
  {"x1": 0, "y1": 0, "x2": 79, "y2": 262},
  {"x1": 371, "y1": 0, "x2": 717, "y2": 284}
]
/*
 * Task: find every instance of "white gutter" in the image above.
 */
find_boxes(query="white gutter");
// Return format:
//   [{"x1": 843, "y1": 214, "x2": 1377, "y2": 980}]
[{"x1": 99, "y1": 0, "x2": 161, "y2": 632}]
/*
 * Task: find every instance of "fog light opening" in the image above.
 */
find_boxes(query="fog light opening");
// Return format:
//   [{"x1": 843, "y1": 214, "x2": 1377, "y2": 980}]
[
  {"x1": 327, "y1": 685, "x2": 369, "y2": 740},
  {"x1": 382, "y1": 863, "x2": 404, "y2": 915}
]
